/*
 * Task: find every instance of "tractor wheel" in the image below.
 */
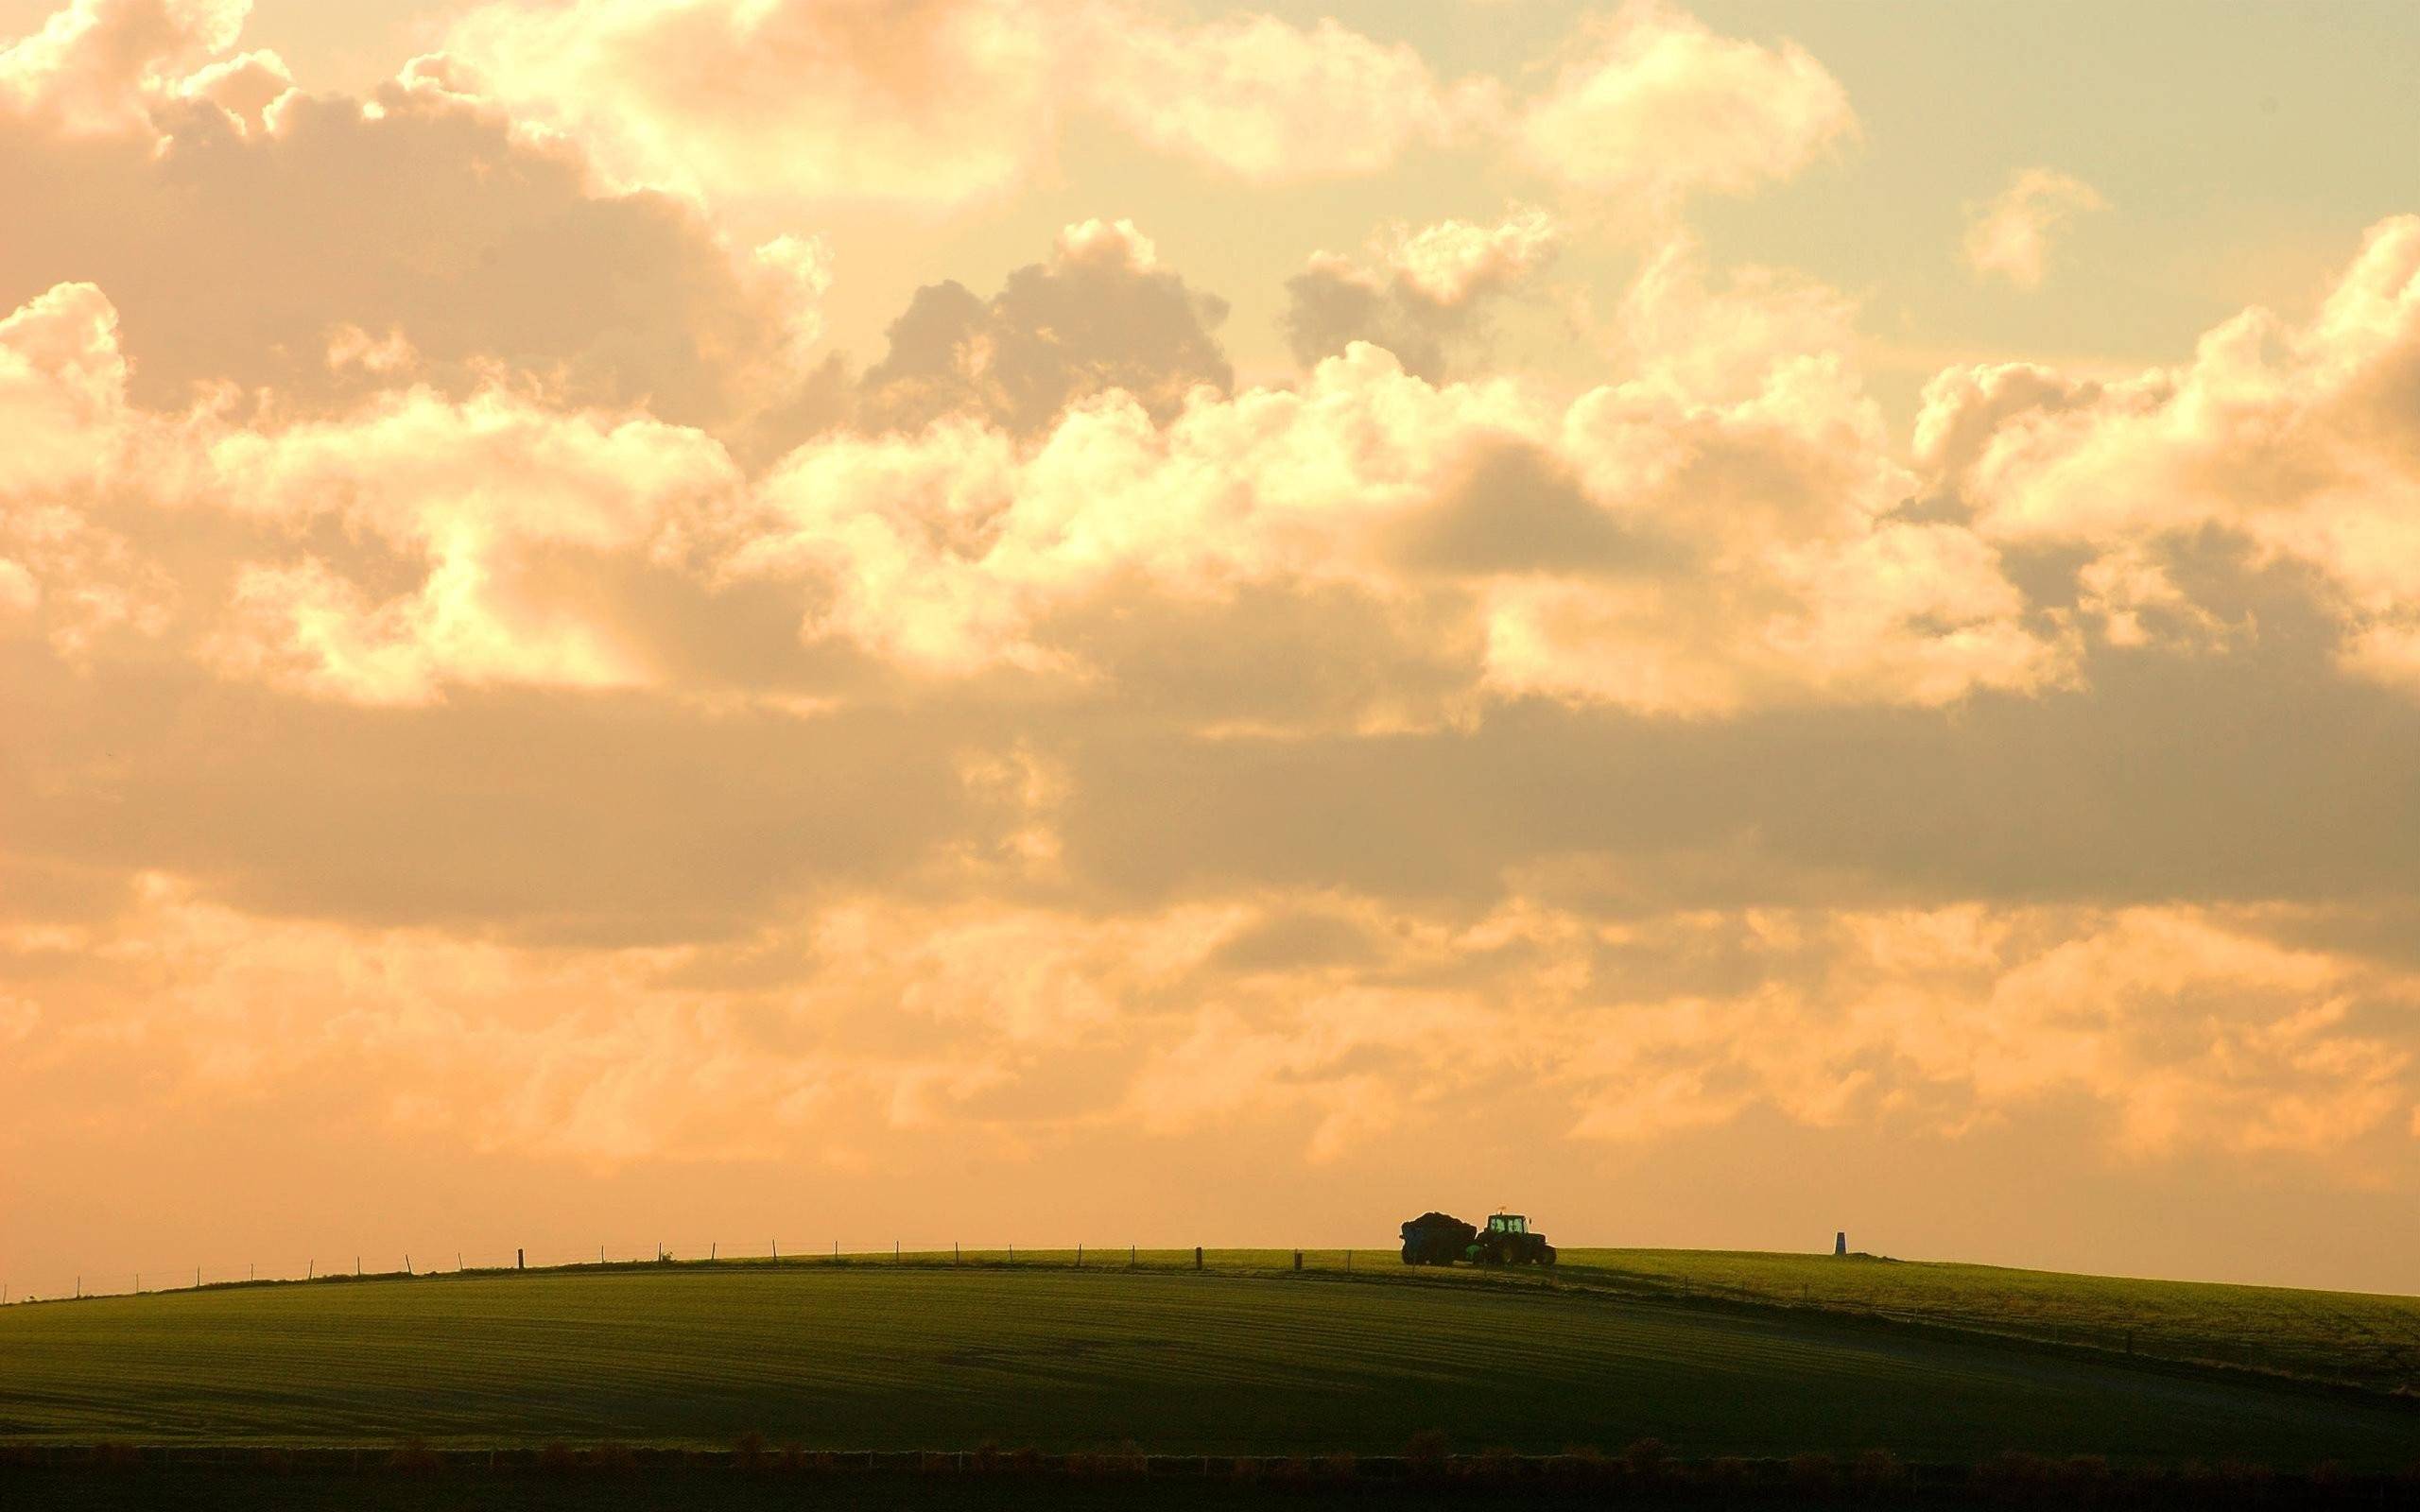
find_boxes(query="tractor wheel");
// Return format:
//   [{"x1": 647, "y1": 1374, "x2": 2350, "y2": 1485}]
[{"x1": 1540, "y1": 1246, "x2": 1558, "y2": 1266}]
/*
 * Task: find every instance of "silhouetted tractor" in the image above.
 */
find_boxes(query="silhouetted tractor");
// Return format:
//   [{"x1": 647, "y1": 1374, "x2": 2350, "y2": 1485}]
[{"x1": 1399, "y1": 1211, "x2": 1556, "y2": 1266}]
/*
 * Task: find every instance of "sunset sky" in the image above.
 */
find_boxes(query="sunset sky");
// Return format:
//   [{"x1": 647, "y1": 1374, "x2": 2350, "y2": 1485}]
[{"x1": 6, "y1": 0, "x2": 2420, "y2": 1300}]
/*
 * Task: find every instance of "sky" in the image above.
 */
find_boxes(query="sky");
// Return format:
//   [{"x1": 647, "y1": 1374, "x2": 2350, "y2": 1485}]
[{"x1": 3, "y1": 0, "x2": 2420, "y2": 1300}]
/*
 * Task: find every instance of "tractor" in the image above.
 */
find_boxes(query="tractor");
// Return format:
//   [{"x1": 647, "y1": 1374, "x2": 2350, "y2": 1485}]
[{"x1": 1399, "y1": 1210, "x2": 1557, "y2": 1266}]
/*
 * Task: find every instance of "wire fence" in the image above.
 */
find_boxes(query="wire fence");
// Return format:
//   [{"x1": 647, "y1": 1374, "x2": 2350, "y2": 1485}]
[{"x1": 0, "y1": 1242, "x2": 1393, "y2": 1308}]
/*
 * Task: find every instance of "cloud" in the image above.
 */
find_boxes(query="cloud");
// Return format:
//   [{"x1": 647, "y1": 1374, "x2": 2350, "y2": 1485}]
[
  {"x1": 1479, "y1": 521, "x2": 2048, "y2": 715},
  {"x1": 441, "y1": 0, "x2": 1059, "y2": 210},
  {"x1": 1964, "y1": 167, "x2": 2106, "y2": 288},
  {"x1": 439, "y1": 0, "x2": 1476, "y2": 204},
  {"x1": 0, "y1": 280, "x2": 130, "y2": 497},
  {"x1": 0, "y1": 557, "x2": 36, "y2": 617},
  {"x1": 0, "y1": 0, "x2": 247, "y2": 136},
  {"x1": 172, "y1": 43, "x2": 289, "y2": 135},
  {"x1": 858, "y1": 218, "x2": 1233, "y2": 436},
  {"x1": 1079, "y1": 9, "x2": 1475, "y2": 182},
  {"x1": 11, "y1": 880, "x2": 2412, "y2": 1178},
  {"x1": 199, "y1": 387, "x2": 745, "y2": 705},
  {"x1": 1385, "y1": 210, "x2": 1565, "y2": 306},
  {"x1": 437, "y1": 1, "x2": 1478, "y2": 206},
  {"x1": 736, "y1": 306, "x2": 2061, "y2": 713},
  {"x1": 0, "y1": 277, "x2": 757, "y2": 703},
  {"x1": 1555, "y1": 904, "x2": 2415, "y2": 1159},
  {"x1": 1612, "y1": 236, "x2": 1859, "y2": 404},
  {"x1": 1394, "y1": 440, "x2": 1680, "y2": 576},
  {"x1": 1932, "y1": 215, "x2": 2420, "y2": 694},
  {"x1": 0, "y1": 206, "x2": 2052, "y2": 725},
  {"x1": 0, "y1": 41, "x2": 825, "y2": 431},
  {"x1": 430, "y1": 0, "x2": 1854, "y2": 214},
  {"x1": 1512, "y1": 0, "x2": 1854, "y2": 207},
  {"x1": 1285, "y1": 208, "x2": 1560, "y2": 380},
  {"x1": 30, "y1": 212, "x2": 2420, "y2": 947}
]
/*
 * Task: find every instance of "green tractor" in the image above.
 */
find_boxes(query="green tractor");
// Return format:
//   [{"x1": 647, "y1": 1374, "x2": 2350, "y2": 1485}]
[
  {"x1": 1398, "y1": 1210, "x2": 1557, "y2": 1266},
  {"x1": 1471, "y1": 1211, "x2": 1556, "y2": 1266}
]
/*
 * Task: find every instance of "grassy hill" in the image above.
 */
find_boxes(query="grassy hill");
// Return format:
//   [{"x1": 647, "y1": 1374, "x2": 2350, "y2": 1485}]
[
  {"x1": 2, "y1": 1250, "x2": 2414, "y2": 1468},
  {"x1": 1549, "y1": 1248, "x2": 2420, "y2": 1394}
]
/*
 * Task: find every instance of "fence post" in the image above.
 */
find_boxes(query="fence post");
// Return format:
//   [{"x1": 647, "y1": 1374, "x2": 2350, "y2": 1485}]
[
  {"x1": 1194, "y1": 1246, "x2": 1203, "y2": 1270},
  {"x1": 955, "y1": 1242, "x2": 960, "y2": 1264},
  {"x1": 516, "y1": 1249, "x2": 524, "y2": 1271},
  {"x1": 1077, "y1": 1245, "x2": 1082, "y2": 1268},
  {"x1": 1293, "y1": 1251, "x2": 1302, "y2": 1271},
  {"x1": 895, "y1": 1241, "x2": 900, "y2": 1263}
]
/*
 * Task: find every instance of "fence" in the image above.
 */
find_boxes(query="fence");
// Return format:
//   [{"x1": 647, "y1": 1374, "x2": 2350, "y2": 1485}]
[{"x1": 0, "y1": 1243, "x2": 1381, "y2": 1309}]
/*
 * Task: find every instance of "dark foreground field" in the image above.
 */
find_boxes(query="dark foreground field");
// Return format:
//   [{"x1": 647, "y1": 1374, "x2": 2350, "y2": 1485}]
[
  {"x1": 5, "y1": 1261, "x2": 2416, "y2": 1460},
  {"x1": 13, "y1": 1460, "x2": 2415, "y2": 1512},
  {"x1": 0, "y1": 1468, "x2": 1498, "y2": 1512},
  {"x1": 4, "y1": 1255, "x2": 2417, "y2": 1507}
]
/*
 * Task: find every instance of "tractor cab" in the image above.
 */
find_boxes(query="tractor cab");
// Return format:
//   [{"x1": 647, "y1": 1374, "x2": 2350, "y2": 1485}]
[{"x1": 1486, "y1": 1213, "x2": 1529, "y2": 1235}]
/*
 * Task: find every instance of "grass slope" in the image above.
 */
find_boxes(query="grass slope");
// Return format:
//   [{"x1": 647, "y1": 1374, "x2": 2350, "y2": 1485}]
[
  {"x1": 1554, "y1": 1249, "x2": 2420, "y2": 1394},
  {"x1": 2, "y1": 1259, "x2": 2413, "y2": 1465}
]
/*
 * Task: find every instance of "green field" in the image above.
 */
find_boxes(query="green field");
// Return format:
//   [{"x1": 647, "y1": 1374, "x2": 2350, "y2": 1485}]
[
  {"x1": 2, "y1": 1252, "x2": 2415, "y2": 1468},
  {"x1": 1553, "y1": 1248, "x2": 2420, "y2": 1394}
]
